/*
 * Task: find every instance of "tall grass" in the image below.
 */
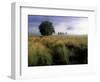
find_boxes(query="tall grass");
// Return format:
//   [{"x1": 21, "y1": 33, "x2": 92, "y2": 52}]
[
  {"x1": 28, "y1": 35, "x2": 88, "y2": 66},
  {"x1": 28, "y1": 42, "x2": 52, "y2": 66}
]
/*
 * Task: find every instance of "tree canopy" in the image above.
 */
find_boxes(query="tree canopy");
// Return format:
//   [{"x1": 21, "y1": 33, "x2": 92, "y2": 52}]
[{"x1": 39, "y1": 21, "x2": 55, "y2": 36}]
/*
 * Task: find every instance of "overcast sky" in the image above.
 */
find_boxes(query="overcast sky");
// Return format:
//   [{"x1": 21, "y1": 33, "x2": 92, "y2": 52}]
[{"x1": 28, "y1": 15, "x2": 88, "y2": 35}]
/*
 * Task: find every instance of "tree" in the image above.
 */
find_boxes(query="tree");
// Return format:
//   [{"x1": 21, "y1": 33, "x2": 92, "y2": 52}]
[{"x1": 39, "y1": 21, "x2": 55, "y2": 35}]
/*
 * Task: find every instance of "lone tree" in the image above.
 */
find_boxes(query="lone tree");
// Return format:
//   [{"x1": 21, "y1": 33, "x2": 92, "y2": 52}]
[{"x1": 39, "y1": 21, "x2": 55, "y2": 36}]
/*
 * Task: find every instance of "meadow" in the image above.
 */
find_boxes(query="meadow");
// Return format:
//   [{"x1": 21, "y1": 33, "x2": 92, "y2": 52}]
[{"x1": 28, "y1": 35, "x2": 88, "y2": 66}]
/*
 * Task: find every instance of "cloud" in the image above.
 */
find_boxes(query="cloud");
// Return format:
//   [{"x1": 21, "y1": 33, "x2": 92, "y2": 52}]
[{"x1": 54, "y1": 22, "x2": 67, "y2": 33}]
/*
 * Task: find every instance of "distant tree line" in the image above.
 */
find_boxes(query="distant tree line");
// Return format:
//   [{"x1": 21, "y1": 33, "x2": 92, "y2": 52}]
[{"x1": 58, "y1": 32, "x2": 67, "y2": 35}]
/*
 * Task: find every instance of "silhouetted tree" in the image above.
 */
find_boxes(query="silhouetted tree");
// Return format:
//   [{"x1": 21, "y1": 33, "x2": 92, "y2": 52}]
[{"x1": 39, "y1": 21, "x2": 55, "y2": 35}]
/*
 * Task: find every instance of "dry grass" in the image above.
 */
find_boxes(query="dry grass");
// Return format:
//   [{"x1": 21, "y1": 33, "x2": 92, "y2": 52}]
[{"x1": 28, "y1": 35, "x2": 88, "y2": 66}]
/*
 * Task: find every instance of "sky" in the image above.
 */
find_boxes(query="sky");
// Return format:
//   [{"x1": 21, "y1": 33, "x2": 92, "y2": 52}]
[{"x1": 28, "y1": 15, "x2": 88, "y2": 35}]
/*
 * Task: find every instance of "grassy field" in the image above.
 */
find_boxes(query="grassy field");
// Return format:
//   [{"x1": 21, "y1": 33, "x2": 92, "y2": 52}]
[{"x1": 28, "y1": 35, "x2": 88, "y2": 66}]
